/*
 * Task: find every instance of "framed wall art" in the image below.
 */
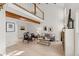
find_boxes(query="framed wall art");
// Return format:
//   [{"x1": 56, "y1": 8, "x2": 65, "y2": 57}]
[
  {"x1": 44, "y1": 26, "x2": 47, "y2": 31},
  {"x1": 49, "y1": 28, "x2": 52, "y2": 31},
  {"x1": 6, "y1": 22, "x2": 15, "y2": 32}
]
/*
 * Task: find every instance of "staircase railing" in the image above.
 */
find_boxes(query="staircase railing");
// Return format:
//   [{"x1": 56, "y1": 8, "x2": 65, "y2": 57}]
[{"x1": 13, "y1": 3, "x2": 44, "y2": 20}]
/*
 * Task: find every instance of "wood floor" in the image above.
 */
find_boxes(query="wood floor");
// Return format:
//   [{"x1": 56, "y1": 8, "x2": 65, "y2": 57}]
[{"x1": 6, "y1": 40, "x2": 64, "y2": 56}]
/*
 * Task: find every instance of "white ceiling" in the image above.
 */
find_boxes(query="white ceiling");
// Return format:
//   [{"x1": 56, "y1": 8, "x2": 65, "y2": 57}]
[
  {"x1": 52, "y1": 3, "x2": 65, "y2": 8},
  {"x1": 37, "y1": 3, "x2": 79, "y2": 9},
  {"x1": 37, "y1": 3, "x2": 65, "y2": 8},
  {"x1": 64, "y1": 3, "x2": 79, "y2": 9},
  {"x1": 55, "y1": 3, "x2": 79, "y2": 9}
]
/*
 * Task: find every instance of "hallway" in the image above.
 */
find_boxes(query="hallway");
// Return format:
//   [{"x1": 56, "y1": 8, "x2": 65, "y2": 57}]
[{"x1": 6, "y1": 40, "x2": 64, "y2": 56}]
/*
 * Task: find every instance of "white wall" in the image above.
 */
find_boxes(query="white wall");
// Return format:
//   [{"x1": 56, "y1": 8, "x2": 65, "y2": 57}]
[
  {"x1": 37, "y1": 4, "x2": 65, "y2": 41},
  {"x1": 6, "y1": 17, "x2": 28, "y2": 47},
  {"x1": 75, "y1": 10, "x2": 79, "y2": 55},
  {"x1": 27, "y1": 22, "x2": 40, "y2": 34},
  {"x1": 6, "y1": 16, "x2": 41, "y2": 47},
  {"x1": 17, "y1": 20, "x2": 27, "y2": 40},
  {"x1": 0, "y1": 5, "x2": 6, "y2": 55},
  {"x1": 64, "y1": 3, "x2": 79, "y2": 56},
  {"x1": 6, "y1": 17, "x2": 18, "y2": 47},
  {"x1": 75, "y1": 34, "x2": 79, "y2": 55},
  {"x1": 17, "y1": 18, "x2": 40, "y2": 40},
  {"x1": 65, "y1": 29, "x2": 75, "y2": 56}
]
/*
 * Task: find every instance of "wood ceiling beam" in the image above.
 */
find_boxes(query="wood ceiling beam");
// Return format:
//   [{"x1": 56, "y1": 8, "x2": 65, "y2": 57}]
[{"x1": 6, "y1": 11, "x2": 40, "y2": 24}]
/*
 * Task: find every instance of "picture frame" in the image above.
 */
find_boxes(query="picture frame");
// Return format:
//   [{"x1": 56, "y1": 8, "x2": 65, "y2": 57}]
[
  {"x1": 6, "y1": 22, "x2": 15, "y2": 32},
  {"x1": 20, "y1": 26, "x2": 25, "y2": 30},
  {"x1": 44, "y1": 26, "x2": 47, "y2": 31},
  {"x1": 49, "y1": 28, "x2": 51, "y2": 31}
]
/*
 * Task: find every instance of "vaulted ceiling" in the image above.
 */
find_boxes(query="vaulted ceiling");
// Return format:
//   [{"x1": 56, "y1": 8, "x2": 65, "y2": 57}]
[{"x1": 37, "y1": 3, "x2": 79, "y2": 9}]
